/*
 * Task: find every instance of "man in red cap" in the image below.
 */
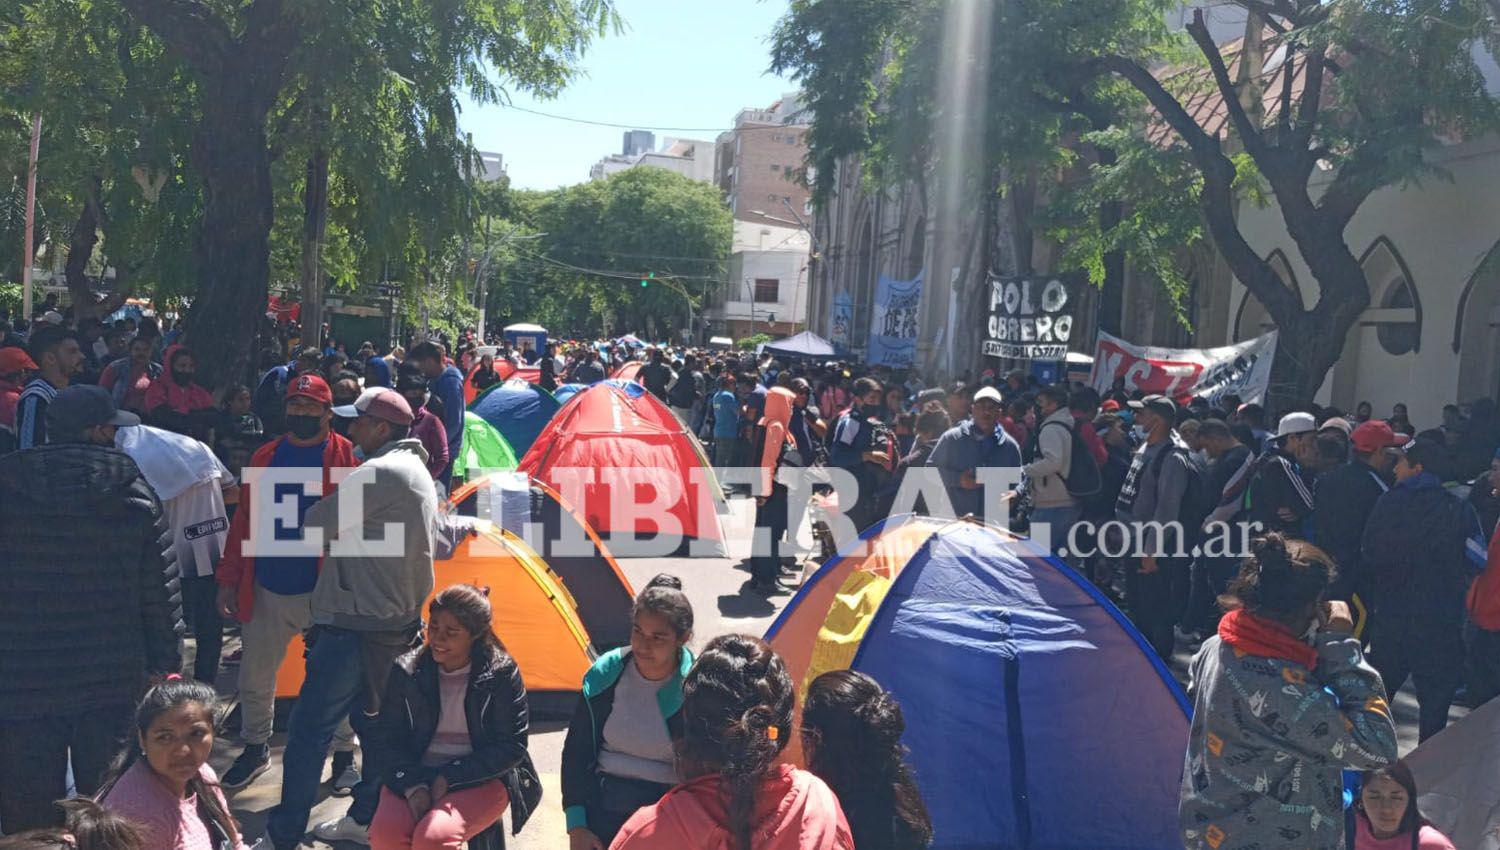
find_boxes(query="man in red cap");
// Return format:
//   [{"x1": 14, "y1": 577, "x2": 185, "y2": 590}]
[
  {"x1": 0, "y1": 346, "x2": 38, "y2": 451},
  {"x1": 216, "y1": 373, "x2": 360, "y2": 792},
  {"x1": 1310, "y1": 420, "x2": 1408, "y2": 621}
]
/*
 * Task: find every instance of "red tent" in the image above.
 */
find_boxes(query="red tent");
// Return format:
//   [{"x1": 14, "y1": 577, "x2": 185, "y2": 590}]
[
  {"x1": 611, "y1": 360, "x2": 643, "y2": 383},
  {"x1": 519, "y1": 380, "x2": 725, "y2": 556}
]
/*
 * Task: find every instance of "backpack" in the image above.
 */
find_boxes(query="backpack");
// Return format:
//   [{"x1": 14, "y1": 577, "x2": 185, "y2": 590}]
[
  {"x1": 1037, "y1": 419, "x2": 1103, "y2": 499},
  {"x1": 1150, "y1": 443, "x2": 1211, "y2": 550}
]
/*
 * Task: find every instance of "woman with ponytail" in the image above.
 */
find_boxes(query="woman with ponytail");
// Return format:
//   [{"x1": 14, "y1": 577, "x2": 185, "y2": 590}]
[
  {"x1": 98, "y1": 679, "x2": 246, "y2": 850},
  {"x1": 611, "y1": 634, "x2": 852, "y2": 850},
  {"x1": 1180, "y1": 533, "x2": 1398, "y2": 850},
  {"x1": 801, "y1": 670, "x2": 932, "y2": 850},
  {"x1": 563, "y1": 575, "x2": 696, "y2": 850},
  {"x1": 364, "y1": 584, "x2": 536, "y2": 850}
]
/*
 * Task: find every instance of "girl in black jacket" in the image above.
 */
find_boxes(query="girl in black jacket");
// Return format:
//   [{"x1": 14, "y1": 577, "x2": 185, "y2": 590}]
[{"x1": 366, "y1": 585, "x2": 539, "y2": 850}]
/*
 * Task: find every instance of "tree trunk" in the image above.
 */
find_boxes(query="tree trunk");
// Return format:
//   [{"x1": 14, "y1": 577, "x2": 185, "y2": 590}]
[
  {"x1": 63, "y1": 178, "x2": 102, "y2": 316},
  {"x1": 183, "y1": 87, "x2": 277, "y2": 389},
  {"x1": 299, "y1": 144, "x2": 330, "y2": 344}
]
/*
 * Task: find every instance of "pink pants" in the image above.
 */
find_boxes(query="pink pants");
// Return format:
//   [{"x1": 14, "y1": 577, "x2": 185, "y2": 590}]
[{"x1": 369, "y1": 781, "x2": 510, "y2": 850}]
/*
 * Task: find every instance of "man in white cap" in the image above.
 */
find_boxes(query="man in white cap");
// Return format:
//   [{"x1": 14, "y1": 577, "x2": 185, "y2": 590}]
[{"x1": 1244, "y1": 410, "x2": 1319, "y2": 537}]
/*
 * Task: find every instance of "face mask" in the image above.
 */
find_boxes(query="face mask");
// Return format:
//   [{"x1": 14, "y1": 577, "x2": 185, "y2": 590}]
[
  {"x1": 285, "y1": 414, "x2": 324, "y2": 440},
  {"x1": 352, "y1": 445, "x2": 367, "y2": 462},
  {"x1": 172, "y1": 370, "x2": 193, "y2": 385},
  {"x1": 1192, "y1": 448, "x2": 1209, "y2": 467},
  {"x1": 1132, "y1": 424, "x2": 1149, "y2": 441}
]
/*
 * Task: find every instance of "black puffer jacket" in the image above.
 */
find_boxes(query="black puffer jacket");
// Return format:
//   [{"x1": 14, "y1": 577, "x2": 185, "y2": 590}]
[
  {"x1": 0, "y1": 443, "x2": 183, "y2": 721},
  {"x1": 367, "y1": 645, "x2": 538, "y2": 850}
]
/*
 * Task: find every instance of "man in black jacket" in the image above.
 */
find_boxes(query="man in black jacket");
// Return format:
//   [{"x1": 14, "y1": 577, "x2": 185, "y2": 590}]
[
  {"x1": 1312, "y1": 420, "x2": 1406, "y2": 610},
  {"x1": 1362, "y1": 438, "x2": 1481, "y2": 741},
  {"x1": 0, "y1": 385, "x2": 182, "y2": 831},
  {"x1": 1244, "y1": 411, "x2": 1319, "y2": 538}
]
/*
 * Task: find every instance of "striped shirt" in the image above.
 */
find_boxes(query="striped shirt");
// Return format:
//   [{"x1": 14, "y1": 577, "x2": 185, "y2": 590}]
[{"x1": 15, "y1": 377, "x2": 59, "y2": 449}]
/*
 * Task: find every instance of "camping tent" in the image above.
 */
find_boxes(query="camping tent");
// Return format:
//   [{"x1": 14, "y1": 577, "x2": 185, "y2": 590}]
[
  {"x1": 612, "y1": 360, "x2": 643, "y2": 382},
  {"x1": 615, "y1": 334, "x2": 645, "y2": 349},
  {"x1": 451, "y1": 473, "x2": 636, "y2": 649},
  {"x1": 451, "y1": 412, "x2": 518, "y2": 481},
  {"x1": 1405, "y1": 696, "x2": 1500, "y2": 850},
  {"x1": 553, "y1": 383, "x2": 587, "y2": 405},
  {"x1": 758, "y1": 330, "x2": 843, "y2": 360},
  {"x1": 766, "y1": 514, "x2": 1190, "y2": 850},
  {"x1": 519, "y1": 380, "x2": 727, "y2": 557},
  {"x1": 470, "y1": 379, "x2": 561, "y2": 457},
  {"x1": 275, "y1": 526, "x2": 594, "y2": 717}
]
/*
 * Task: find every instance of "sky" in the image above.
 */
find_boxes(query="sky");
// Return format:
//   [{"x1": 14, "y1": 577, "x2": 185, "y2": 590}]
[{"x1": 459, "y1": 0, "x2": 798, "y2": 190}]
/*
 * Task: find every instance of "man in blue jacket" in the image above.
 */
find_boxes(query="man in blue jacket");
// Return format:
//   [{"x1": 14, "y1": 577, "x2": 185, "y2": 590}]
[
  {"x1": 927, "y1": 385, "x2": 1022, "y2": 523},
  {"x1": 407, "y1": 341, "x2": 464, "y2": 488},
  {"x1": 1362, "y1": 437, "x2": 1486, "y2": 741}
]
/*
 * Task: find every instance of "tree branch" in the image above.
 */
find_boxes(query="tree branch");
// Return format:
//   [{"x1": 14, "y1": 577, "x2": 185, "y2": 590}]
[
  {"x1": 1276, "y1": 48, "x2": 1296, "y2": 139},
  {"x1": 1187, "y1": 9, "x2": 1270, "y2": 162},
  {"x1": 116, "y1": 0, "x2": 230, "y2": 76},
  {"x1": 1093, "y1": 55, "x2": 1219, "y2": 161}
]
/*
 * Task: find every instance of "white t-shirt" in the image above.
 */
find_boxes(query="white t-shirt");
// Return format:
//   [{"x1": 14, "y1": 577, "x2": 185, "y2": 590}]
[
  {"x1": 166, "y1": 459, "x2": 233, "y2": 578},
  {"x1": 597, "y1": 661, "x2": 680, "y2": 786}
]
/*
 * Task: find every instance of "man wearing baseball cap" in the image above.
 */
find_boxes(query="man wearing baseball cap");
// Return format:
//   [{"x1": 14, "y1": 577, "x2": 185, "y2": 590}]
[
  {"x1": 0, "y1": 385, "x2": 181, "y2": 831},
  {"x1": 1309, "y1": 420, "x2": 1407, "y2": 610},
  {"x1": 217, "y1": 373, "x2": 360, "y2": 793},
  {"x1": 1243, "y1": 410, "x2": 1319, "y2": 538},
  {"x1": 1361, "y1": 437, "x2": 1486, "y2": 740},
  {"x1": 1115, "y1": 394, "x2": 1195, "y2": 657},
  {"x1": 0, "y1": 345, "x2": 38, "y2": 449},
  {"x1": 270, "y1": 386, "x2": 475, "y2": 848},
  {"x1": 928, "y1": 384, "x2": 1023, "y2": 524}
]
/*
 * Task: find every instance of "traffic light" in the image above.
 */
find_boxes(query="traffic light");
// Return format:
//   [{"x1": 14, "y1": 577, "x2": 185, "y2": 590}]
[{"x1": 641, "y1": 271, "x2": 654, "y2": 288}]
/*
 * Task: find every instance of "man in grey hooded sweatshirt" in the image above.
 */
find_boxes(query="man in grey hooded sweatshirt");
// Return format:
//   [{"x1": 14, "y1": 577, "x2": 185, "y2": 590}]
[{"x1": 264, "y1": 387, "x2": 477, "y2": 850}]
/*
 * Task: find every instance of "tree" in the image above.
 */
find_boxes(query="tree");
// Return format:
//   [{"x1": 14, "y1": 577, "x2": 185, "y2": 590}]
[
  {"x1": 776, "y1": 0, "x2": 1500, "y2": 410},
  {"x1": 107, "y1": 0, "x2": 617, "y2": 388},
  {"x1": 510, "y1": 168, "x2": 731, "y2": 337}
]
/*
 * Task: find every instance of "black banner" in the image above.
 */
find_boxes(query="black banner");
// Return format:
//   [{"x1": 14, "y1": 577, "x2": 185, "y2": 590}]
[{"x1": 982, "y1": 274, "x2": 1079, "y2": 360}]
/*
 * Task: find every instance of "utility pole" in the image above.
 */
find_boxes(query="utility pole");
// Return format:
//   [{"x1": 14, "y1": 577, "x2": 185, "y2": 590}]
[{"x1": 21, "y1": 113, "x2": 41, "y2": 320}]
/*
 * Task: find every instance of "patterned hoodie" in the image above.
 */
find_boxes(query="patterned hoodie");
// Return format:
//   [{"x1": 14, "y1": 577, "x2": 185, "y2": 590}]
[{"x1": 1179, "y1": 631, "x2": 1398, "y2": 850}]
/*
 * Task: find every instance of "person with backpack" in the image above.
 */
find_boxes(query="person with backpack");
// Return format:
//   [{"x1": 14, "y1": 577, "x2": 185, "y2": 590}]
[
  {"x1": 1361, "y1": 438, "x2": 1483, "y2": 741},
  {"x1": 1023, "y1": 385, "x2": 1089, "y2": 554},
  {"x1": 1116, "y1": 395, "x2": 1197, "y2": 658}
]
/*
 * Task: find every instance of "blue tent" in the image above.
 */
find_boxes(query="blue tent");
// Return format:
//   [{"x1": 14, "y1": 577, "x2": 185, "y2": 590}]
[
  {"x1": 469, "y1": 379, "x2": 561, "y2": 458},
  {"x1": 553, "y1": 383, "x2": 587, "y2": 405},
  {"x1": 767, "y1": 516, "x2": 1190, "y2": 849}
]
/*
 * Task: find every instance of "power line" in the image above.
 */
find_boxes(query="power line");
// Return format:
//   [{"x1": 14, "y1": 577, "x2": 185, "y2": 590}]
[{"x1": 498, "y1": 103, "x2": 808, "y2": 134}]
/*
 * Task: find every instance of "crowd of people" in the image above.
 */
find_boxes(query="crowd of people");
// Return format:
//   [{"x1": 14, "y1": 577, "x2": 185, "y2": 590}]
[{"x1": 2, "y1": 300, "x2": 1498, "y2": 850}]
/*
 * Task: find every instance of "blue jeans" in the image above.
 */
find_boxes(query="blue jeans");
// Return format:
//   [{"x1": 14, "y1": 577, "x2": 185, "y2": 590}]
[
  {"x1": 1028, "y1": 504, "x2": 1081, "y2": 558},
  {"x1": 267, "y1": 627, "x2": 382, "y2": 845}
]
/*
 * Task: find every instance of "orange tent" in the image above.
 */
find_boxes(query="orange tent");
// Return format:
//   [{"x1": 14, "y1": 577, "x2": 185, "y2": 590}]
[
  {"x1": 451, "y1": 474, "x2": 636, "y2": 649},
  {"x1": 274, "y1": 527, "x2": 595, "y2": 715},
  {"x1": 519, "y1": 380, "x2": 726, "y2": 557}
]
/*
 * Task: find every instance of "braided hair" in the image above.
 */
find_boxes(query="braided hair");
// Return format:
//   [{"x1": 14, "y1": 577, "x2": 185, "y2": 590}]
[
  {"x1": 678, "y1": 635, "x2": 795, "y2": 850},
  {"x1": 802, "y1": 670, "x2": 933, "y2": 850}
]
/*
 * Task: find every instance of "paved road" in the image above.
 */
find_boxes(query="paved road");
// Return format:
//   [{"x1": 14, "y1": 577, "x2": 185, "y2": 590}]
[{"x1": 218, "y1": 495, "x2": 1446, "y2": 848}]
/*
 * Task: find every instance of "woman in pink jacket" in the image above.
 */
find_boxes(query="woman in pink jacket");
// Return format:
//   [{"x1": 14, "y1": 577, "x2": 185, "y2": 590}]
[{"x1": 610, "y1": 635, "x2": 853, "y2": 850}]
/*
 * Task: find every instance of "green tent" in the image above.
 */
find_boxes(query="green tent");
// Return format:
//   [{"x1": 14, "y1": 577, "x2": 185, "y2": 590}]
[{"x1": 452, "y1": 411, "x2": 518, "y2": 481}]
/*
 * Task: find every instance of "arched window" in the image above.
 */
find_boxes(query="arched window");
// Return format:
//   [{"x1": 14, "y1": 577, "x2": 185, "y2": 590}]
[
  {"x1": 1233, "y1": 250, "x2": 1301, "y2": 342},
  {"x1": 1359, "y1": 236, "x2": 1422, "y2": 356},
  {"x1": 905, "y1": 217, "x2": 926, "y2": 280}
]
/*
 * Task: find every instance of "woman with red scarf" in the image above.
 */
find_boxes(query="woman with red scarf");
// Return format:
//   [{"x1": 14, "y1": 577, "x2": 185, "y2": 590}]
[{"x1": 1179, "y1": 533, "x2": 1398, "y2": 850}]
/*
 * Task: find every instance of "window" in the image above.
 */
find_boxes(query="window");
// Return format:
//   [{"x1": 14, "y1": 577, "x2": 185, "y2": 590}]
[
  {"x1": 754, "y1": 278, "x2": 780, "y2": 303},
  {"x1": 770, "y1": 164, "x2": 780, "y2": 172},
  {"x1": 786, "y1": 135, "x2": 797, "y2": 145},
  {"x1": 1377, "y1": 278, "x2": 1419, "y2": 355}
]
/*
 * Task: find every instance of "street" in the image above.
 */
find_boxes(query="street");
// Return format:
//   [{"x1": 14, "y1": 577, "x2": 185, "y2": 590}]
[{"x1": 210, "y1": 494, "x2": 1448, "y2": 850}]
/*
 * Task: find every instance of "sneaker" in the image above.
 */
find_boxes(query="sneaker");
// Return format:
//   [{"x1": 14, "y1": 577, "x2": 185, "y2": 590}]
[
  {"x1": 221, "y1": 743, "x2": 270, "y2": 790},
  {"x1": 329, "y1": 752, "x2": 360, "y2": 797},
  {"x1": 312, "y1": 815, "x2": 369, "y2": 845}
]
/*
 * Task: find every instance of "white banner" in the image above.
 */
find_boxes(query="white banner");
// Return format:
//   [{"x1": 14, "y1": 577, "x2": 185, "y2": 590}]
[{"x1": 1088, "y1": 331, "x2": 1278, "y2": 405}]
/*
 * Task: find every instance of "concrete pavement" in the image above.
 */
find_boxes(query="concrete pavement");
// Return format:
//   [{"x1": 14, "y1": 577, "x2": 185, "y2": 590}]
[{"x1": 215, "y1": 495, "x2": 1446, "y2": 849}]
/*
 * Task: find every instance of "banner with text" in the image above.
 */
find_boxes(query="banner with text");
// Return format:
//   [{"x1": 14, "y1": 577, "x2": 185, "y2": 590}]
[
  {"x1": 983, "y1": 274, "x2": 1079, "y2": 360},
  {"x1": 867, "y1": 272, "x2": 923, "y2": 367},
  {"x1": 829, "y1": 291, "x2": 853, "y2": 348},
  {"x1": 1088, "y1": 330, "x2": 1279, "y2": 405}
]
